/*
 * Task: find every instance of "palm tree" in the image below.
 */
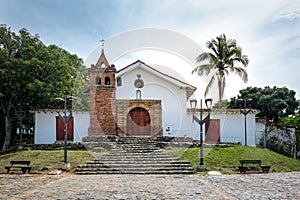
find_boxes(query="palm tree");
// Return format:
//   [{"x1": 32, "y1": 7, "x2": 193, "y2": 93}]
[{"x1": 192, "y1": 34, "x2": 249, "y2": 108}]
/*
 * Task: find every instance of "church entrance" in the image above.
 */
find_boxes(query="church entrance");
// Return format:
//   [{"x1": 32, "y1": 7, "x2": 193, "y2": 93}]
[{"x1": 127, "y1": 107, "x2": 151, "y2": 136}]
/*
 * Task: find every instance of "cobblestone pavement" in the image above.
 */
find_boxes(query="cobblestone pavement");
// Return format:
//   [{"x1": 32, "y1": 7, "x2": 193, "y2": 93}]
[{"x1": 0, "y1": 172, "x2": 299, "y2": 200}]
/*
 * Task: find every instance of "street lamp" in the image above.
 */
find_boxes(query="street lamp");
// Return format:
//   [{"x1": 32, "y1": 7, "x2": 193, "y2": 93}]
[
  {"x1": 15, "y1": 103, "x2": 29, "y2": 147},
  {"x1": 190, "y1": 98, "x2": 213, "y2": 171},
  {"x1": 55, "y1": 96, "x2": 77, "y2": 166},
  {"x1": 238, "y1": 98, "x2": 252, "y2": 146}
]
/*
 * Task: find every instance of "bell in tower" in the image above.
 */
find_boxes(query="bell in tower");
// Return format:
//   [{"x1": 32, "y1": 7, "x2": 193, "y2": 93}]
[{"x1": 87, "y1": 40, "x2": 117, "y2": 136}]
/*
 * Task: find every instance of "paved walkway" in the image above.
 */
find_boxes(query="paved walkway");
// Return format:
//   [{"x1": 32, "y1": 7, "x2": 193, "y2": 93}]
[{"x1": 0, "y1": 172, "x2": 299, "y2": 199}]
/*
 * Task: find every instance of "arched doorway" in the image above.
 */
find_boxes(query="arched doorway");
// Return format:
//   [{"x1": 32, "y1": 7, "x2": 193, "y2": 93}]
[{"x1": 127, "y1": 107, "x2": 151, "y2": 136}]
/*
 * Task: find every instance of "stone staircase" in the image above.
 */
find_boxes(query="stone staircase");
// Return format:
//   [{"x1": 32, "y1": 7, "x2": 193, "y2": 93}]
[{"x1": 75, "y1": 137, "x2": 194, "y2": 174}]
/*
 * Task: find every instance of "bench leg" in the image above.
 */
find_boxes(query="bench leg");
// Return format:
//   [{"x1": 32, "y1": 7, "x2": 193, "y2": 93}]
[
  {"x1": 5, "y1": 167, "x2": 11, "y2": 174},
  {"x1": 265, "y1": 167, "x2": 270, "y2": 173},
  {"x1": 261, "y1": 166, "x2": 270, "y2": 173},
  {"x1": 21, "y1": 168, "x2": 27, "y2": 174},
  {"x1": 238, "y1": 167, "x2": 247, "y2": 174},
  {"x1": 26, "y1": 167, "x2": 32, "y2": 174}
]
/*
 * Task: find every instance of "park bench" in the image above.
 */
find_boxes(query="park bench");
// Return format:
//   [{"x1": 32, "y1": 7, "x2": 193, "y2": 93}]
[
  {"x1": 238, "y1": 160, "x2": 270, "y2": 174},
  {"x1": 5, "y1": 161, "x2": 32, "y2": 174}
]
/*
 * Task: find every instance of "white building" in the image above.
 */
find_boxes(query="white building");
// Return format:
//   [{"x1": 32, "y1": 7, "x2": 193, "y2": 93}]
[{"x1": 35, "y1": 51, "x2": 258, "y2": 146}]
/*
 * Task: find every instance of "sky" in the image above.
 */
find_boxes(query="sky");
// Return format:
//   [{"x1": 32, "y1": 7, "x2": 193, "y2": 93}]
[{"x1": 1, "y1": 0, "x2": 300, "y2": 100}]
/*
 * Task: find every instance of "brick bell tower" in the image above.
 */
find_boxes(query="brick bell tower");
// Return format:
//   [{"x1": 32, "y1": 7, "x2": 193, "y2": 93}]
[{"x1": 88, "y1": 46, "x2": 117, "y2": 136}]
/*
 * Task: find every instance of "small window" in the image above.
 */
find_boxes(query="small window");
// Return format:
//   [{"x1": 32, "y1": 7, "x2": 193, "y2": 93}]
[
  {"x1": 136, "y1": 90, "x2": 141, "y2": 99},
  {"x1": 105, "y1": 77, "x2": 110, "y2": 85},
  {"x1": 100, "y1": 63, "x2": 106, "y2": 68},
  {"x1": 117, "y1": 77, "x2": 122, "y2": 86},
  {"x1": 95, "y1": 77, "x2": 101, "y2": 85}
]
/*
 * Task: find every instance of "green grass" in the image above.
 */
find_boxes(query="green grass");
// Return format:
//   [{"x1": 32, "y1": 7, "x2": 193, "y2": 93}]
[
  {"x1": 1, "y1": 146, "x2": 299, "y2": 175},
  {"x1": 166, "y1": 145, "x2": 300, "y2": 174},
  {"x1": 0, "y1": 150, "x2": 94, "y2": 173}
]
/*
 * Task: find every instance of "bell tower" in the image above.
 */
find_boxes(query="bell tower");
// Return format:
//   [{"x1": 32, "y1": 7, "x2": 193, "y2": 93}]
[{"x1": 88, "y1": 43, "x2": 117, "y2": 136}]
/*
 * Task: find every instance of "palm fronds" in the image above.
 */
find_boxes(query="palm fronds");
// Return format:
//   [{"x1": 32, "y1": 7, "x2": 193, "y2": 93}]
[{"x1": 193, "y1": 34, "x2": 249, "y2": 108}]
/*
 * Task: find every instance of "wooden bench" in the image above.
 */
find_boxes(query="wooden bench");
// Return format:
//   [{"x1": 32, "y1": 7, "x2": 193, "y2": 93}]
[
  {"x1": 5, "y1": 161, "x2": 32, "y2": 174},
  {"x1": 238, "y1": 160, "x2": 270, "y2": 174}
]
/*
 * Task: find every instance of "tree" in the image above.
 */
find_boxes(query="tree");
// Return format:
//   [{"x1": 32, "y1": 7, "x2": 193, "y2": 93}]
[
  {"x1": 279, "y1": 101, "x2": 300, "y2": 157},
  {"x1": 192, "y1": 34, "x2": 249, "y2": 108},
  {"x1": 227, "y1": 86, "x2": 298, "y2": 123},
  {"x1": 0, "y1": 25, "x2": 89, "y2": 151}
]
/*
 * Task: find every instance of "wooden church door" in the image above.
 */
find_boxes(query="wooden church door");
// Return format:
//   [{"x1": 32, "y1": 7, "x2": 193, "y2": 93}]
[
  {"x1": 205, "y1": 119, "x2": 220, "y2": 143},
  {"x1": 127, "y1": 107, "x2": 151, "y2": 136},
  {"x1": 56, "y1": 116, "x2": 74, "y2": 141}
]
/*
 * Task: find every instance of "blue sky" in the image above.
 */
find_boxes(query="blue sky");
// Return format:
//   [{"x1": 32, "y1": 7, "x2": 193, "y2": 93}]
[{"x1": 1, "y1": 0, "x2": 300, "y2": 99}]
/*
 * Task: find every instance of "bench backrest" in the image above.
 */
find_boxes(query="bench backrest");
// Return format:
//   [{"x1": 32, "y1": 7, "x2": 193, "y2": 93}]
[
  {"x1": 10, "y1": 161, "x2": 31, "y2": 166},
  {"x1": 240, "y1": 160, "x2": 261, "y2": 165}
]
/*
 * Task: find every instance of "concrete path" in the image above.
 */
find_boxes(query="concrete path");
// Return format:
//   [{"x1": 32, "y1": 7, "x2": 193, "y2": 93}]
[{"x1": 0, "y1": 172, "x2": 299, "y2": 199}]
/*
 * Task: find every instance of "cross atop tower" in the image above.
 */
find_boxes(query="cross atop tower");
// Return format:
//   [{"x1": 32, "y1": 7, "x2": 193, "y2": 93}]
[{"x1": 100, "y1": 39, "x2": 105, "y2": 48}]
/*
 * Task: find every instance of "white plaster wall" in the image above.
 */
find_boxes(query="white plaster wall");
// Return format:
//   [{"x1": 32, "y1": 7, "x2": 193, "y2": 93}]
[
  {"x1": 211, "y1": 113, "x2": 256, "y2": 146},
  {"x1": 256, "y1": 122, "x2": 265, "y2": 145},
  {"x1": 73, "y1": 112, "x2": 90, "y2": 142},
  {"x1": 34, "y1": 112, "x2": 90, "y2": 144},
  {"x1": 34, "y1": 112, "x2": 57, "y2": 144},
  {"x1": 116, "y1": 67, "x2": 189, "y2": 136},
  {"x1": 184, "y1": 112, "x2": 256, "y2": 146},
  {"x1": 116, "y1": 67, "x2": 257, "y2": 146}
]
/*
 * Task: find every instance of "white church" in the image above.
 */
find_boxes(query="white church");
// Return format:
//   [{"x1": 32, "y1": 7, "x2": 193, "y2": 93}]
[{"x1": 34, "y1": 49, "x2": 259, "y2": 146}]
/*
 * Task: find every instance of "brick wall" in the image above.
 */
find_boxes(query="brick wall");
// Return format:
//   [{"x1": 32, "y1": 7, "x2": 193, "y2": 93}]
[{"x1": 116, "y1": 99, "x2": 162, "y2": 137}]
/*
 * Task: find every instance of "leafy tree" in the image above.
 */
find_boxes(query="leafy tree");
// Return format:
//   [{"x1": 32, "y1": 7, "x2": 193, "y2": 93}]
[
  {"x1": 0, "y1": 25, "x2": 88, "y2": 151},
  {"x1": 192, "y1": 34, "x2": 249, "y2": 108},
  {"x1": 227, "y1": 86, "x2": 298, "y2": 123},
  {"x1": 279, "y1": 101, "x2": 300, "y2": 155}
]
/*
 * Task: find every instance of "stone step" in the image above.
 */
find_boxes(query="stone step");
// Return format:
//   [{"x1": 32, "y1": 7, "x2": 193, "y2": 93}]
[
  {"x1": 81, "y1": 162, "x2": 191, "y2": 167},
  {"x1": 75, "y1": 170, "x2": 194, "y2": 175},
  {"x1": 112, "y1": 149, "x2": 160, "y2": 153},
  {"x1": 77, "y1": 165, "x2": 193, "y2": 170},
  {"x1": 101, "y1": 153, "x2": 171, "y2": 158},
  {"x1": 76, "y1": 169, "x2": 194, "y2": 174},
  {"x1": 97, "y1": 158, "x2": 177, "y2": 162},
  {"x1": 76, "y1": 136, "x2": 194, "y2": 174}
]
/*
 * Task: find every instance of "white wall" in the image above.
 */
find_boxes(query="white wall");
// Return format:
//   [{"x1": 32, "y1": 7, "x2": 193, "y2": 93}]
[
  {"x1": 116, "y1": 67, "x2": 191, "y2": 137},
  {"x1": 184, "y1": 112, "x2": 256, "y2": 146},
  {"x1": 256, "y1": 121, "x2": 265, "y2": 145},
  {"x1": 73, "y1": 112, "x2": 90, "y2": 142},
  {"x1": 35, "y1": 112, "x2": 57, "y2": 144},
  {"x1": 116, "y1": 67, "x2": 257, "y2": 146},
  {"x1": 211, "y1": 113, "x2": 256, "y2": 146},
  {"x1": 34, "y1": 111, "x2": 89, "y2": 144}
]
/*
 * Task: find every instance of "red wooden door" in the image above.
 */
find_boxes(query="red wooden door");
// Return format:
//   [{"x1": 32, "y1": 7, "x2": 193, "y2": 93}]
[
  {"x1": 56, "y1": 116, "x2": 74, "y2": 141},
  {"x1": 205, "y1": 119, "x2": 220, "y2": 144},
  {"x1": 127, "y1": 107, "x2": 151, "y2": 136}
]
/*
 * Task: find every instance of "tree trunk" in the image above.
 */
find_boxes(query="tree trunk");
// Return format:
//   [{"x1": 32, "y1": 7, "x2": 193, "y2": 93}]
[
  {"x1": 218, "y1": 78, "x2": 222, "y2": 108},
  {"x1": 2, "y1": 113, "x2": 13, "y2": 151}
]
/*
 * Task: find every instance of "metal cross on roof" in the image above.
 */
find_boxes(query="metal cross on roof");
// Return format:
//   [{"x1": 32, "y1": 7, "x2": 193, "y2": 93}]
[{"x1": 100, "y1": 39, "x2": 105, "y2": 48}]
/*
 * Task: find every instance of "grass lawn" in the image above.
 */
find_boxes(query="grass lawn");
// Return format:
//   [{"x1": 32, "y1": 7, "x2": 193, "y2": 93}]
[
  {"x1": 166, "y1": 145, "x2": 300, "y2": 174},
  {"x1": 0, "y1": 150, "x2": 94, "y2": 174},
  {"x1": 1, "y1": 145, "x2": 299, "y2": 175}
]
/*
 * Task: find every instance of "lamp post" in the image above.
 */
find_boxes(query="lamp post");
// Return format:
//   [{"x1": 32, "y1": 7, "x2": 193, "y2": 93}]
[
  {"x1": 15, "y1": 103, "x2": 29, "y2": 147},
  {"x1": 238, "y1": 98, "x2": 252, "y2": 146},
  {"x1": 190, "y1": 98, "x2": 213, "y2": 171},
  {"x1": 55, "y1": 96, "x2": 77, "y2": 166}
]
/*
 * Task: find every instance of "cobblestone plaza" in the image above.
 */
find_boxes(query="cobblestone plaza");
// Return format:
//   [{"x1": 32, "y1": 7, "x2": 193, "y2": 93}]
[{"x1": 1, "y1": 172, "x2": 299, "y2": 199}]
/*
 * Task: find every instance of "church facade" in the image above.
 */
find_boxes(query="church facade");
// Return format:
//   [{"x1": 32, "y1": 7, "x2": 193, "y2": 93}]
[
  {"x1": 34, "y1": 49, "x2": 259, "y2": 146},
  {"x1": 87, "y1": 49, "x2": 197, "y2": 138}
]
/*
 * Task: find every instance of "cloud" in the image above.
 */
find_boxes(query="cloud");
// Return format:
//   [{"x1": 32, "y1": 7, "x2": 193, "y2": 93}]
[{"x1": 272, "y1": 0, "x2": 300, "y2": 22}]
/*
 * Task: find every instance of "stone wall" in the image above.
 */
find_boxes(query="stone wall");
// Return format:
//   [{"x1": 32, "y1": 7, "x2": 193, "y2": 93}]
[{"x1": 116, "y1": 99, "x2": 162, "y2": 137}]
